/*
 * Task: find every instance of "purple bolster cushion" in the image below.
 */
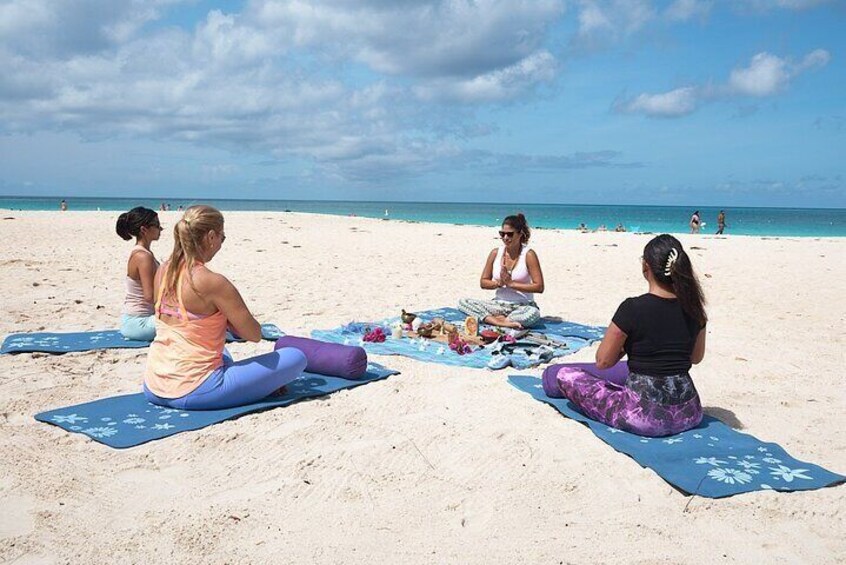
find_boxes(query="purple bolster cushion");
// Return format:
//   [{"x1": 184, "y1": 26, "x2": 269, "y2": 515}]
[{"x1": 274, "y1": 336, "x2": 368, "y2": 380}]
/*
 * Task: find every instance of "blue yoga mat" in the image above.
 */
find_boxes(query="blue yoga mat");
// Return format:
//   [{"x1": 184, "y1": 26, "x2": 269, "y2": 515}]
[
  {"x1": 312, "y1": 307, "x2": 605, "y2": 369},
  {"x1": 509, "y1": 374, "x2": 844, "y2": 498},
  {"x1": 35, "y1": 362, "x2": 398, "y2": 448},
  {"x1": 1, "y1": 323, "x2": 284, "y2": 354}
]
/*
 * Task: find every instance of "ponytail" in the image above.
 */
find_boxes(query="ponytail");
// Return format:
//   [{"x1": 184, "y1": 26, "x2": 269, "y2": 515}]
[
  {"x1": 643, "y1": 234, "x2": 707, "y2": 327},
  {"x1": 160, "y1": 205, "x2": 224, "y2": 302}
]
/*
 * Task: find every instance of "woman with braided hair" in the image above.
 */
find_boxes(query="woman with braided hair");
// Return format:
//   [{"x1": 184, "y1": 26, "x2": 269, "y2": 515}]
[
  {"x1": 143, "y1": 205, "x2": 306, "y2": 410},
  {"x1": 545, "y1": 234, "x2": 707, "y2": 436}
]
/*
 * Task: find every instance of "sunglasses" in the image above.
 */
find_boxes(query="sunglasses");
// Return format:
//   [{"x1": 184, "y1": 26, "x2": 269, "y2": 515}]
[{"x1": 499, "y1": 230, "x2": 516, "y2": 238}]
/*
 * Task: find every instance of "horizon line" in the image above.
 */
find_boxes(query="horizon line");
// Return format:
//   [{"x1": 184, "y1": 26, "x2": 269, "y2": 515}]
[{"x1": 1, "y1": 194, "x2": 844, "y2": 212}]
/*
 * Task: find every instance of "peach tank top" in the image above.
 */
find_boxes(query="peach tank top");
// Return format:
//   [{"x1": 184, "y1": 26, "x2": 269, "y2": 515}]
[{"x1": 143, "y1": 264, "x2": 227, "y2": 399}]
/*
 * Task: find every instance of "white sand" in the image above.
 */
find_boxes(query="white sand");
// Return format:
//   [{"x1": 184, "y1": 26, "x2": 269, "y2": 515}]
[{"x1": 0, "y1": 210, "x2": 844, "y2": 563}]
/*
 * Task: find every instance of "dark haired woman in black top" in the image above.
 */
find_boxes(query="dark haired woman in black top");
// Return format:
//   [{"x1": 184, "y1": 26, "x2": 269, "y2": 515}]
[
  {"x1": 116, "y1": 207, "x2": 162, "y2": 340},
  {"x1": 546, "y1": 234, "x2": 707, "y2": 436}
]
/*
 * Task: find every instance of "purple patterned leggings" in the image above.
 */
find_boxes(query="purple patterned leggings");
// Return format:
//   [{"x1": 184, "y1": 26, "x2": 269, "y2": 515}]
[{"x1": 542, "y1": 362, "x2": 703, "y2": 437}]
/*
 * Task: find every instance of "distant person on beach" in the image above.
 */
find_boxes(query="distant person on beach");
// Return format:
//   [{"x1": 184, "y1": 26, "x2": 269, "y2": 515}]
[
  {"x1": 177, "y1": 205, "x2": 184, "y2": 212},
  {"x1": 689, "y1": 211, "x2": 701, "y2": 234},
  {"x1": 458, "y1": 213, "x2": 545, "y2": 329},
  {"x1": 160, "y1": 202, "x2": 166, "y2": 212},
  {"x1": 60, "y1": 199, "x2": 67, "y2": 211},
  {"x1": 546, "y1": 234, "x2": 707, "y2": 436},
  {"x1": 716, "y1": 210, "x2": 726, "y2": 234},
  {"x1": 596, "y1": 224, "x2": 607, "y2": 232},
  {"x1": 143, "y1": 205, "x2": 307, "y2": 410},
  {"x1": 578, "y1": 223, "x2": 589, "y2": 233},
  {"x1": 116, "y1": 207, "x2": 162, "y2": 341},
  {"x1": 615, "y1": 223, "x2": 626, "y2": 232}
]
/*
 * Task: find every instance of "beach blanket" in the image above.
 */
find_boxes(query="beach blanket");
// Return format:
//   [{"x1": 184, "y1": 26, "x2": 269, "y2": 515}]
[
  {"x1": 34, "y1": 362, "x2": 398, "y2": 448},
  {"x1": 509, "y1": 369, "x2": 844, "y2": 498},
  {"x1": 311, "y1": 307, "x2": 605, "y2": 369},
  {"x1": 1, "y1": 323, "x2": 285, "y2": 354}
]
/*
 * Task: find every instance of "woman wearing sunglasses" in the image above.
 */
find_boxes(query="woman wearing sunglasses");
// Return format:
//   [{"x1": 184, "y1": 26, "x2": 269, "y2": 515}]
[
  {"x1": 116, "y1": 206, "x2": 162, "y2": 341},
  {"x1": 458, "y1": 213, "x2": 545, "y2": 329},
  {"x1": 143, "y1": 205, "x2": 306, "y2": 410}
]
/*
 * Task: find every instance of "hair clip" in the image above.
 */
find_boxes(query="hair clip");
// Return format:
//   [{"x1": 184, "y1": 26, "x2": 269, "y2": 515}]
[{"x1": 664, "y1": 248, "x2": 678, "y2": 276}]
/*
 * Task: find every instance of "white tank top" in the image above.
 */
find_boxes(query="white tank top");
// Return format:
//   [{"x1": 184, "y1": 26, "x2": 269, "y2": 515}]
[
  {"x1": 493, "y1": 244, "x2": 534, "y2": 304},
  {"x1": 123, "y1": 246, "x2": 157, "y2": 316}
]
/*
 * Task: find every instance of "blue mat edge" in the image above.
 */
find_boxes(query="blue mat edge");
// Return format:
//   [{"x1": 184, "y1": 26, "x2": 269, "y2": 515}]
[
  {"x1": 2, "y1": 323, "x2": 284, "y2": 354},
  {"x1": 508, "y1": 374, "x2": 845, "y2": 498},
  {"x1": 34, "y1": 364, "x2": 399, "y2": 449}
]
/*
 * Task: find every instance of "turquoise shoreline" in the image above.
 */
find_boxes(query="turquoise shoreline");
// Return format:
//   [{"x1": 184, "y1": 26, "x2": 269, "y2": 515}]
[{"x1": 1, "y1": 197, "x2": 844, "y2": 237}]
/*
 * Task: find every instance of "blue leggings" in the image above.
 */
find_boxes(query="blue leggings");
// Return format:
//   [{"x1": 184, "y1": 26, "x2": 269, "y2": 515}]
[{"x1": 144, "y1": 347, "x2": 307, "y2": 410}]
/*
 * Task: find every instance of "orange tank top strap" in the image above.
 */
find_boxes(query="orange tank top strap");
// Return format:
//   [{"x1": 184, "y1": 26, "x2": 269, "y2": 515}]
[
  {"x1": 174, "y1": 270, "x2": 191, "y2": 321},
  {"x1": 155, "y1": 263, "x2": 203, "y2": 321}
]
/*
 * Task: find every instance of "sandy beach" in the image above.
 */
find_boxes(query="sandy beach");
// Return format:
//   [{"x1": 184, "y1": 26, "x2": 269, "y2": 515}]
[{"x1": 0, "y1": 210, "x2": 844, "y2": 564}]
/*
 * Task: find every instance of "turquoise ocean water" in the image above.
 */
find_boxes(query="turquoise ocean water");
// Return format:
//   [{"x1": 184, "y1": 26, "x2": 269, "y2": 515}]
[{"x1": 1, "y1": 196, "x2": 844, "y2": 237}]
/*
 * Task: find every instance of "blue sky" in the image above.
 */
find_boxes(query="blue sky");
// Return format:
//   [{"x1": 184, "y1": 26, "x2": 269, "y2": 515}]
[{"x1": 0, "y1": 0, "x2": 843, "y2": 207}]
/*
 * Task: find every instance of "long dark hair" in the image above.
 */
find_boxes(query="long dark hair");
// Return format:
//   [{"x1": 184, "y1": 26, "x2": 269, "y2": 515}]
[
  {"x1": 643, "y1": 234, "x2": 707, "y2": 326},
  {"x1": 116, "y1": 207, "x2": 159, "y2": 241},
  {"x1": 503, "y1": 213, "x2": 531, "y2": 243}
]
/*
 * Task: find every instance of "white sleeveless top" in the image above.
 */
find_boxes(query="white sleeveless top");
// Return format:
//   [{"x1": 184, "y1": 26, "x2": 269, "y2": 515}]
[
  {"x1": 493, "y1": 244, "x2": 534, "y2": 304},
  {"x1": 123, "y1": 246, "x2": 158, "y2": 316}
]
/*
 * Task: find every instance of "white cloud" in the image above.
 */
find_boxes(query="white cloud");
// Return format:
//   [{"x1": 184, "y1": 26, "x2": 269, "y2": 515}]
[
  {"x1": 728, "y1": 49, "x2": 830, "y2": 96},
  {"x1": 249, "y1": 0, "x2": 564, "y2": 79},
  {"x1": 617, "y1": 87, "x2": 699, "y2": 117},
  {"x1": 0, "y1": 1, "x2": 573, "y2": 183},
  {"x1": 664, "y1": 0, "x2": 713, "y2": 22},
  {"x1": 578, "y1": 2, "x2": 613, "y2": 35},
  {"x1": 573, "y1": 0, "x2": 656, "y2": 47},
  {"x1": 0, "y1": 0, "x2": 185, "y2": 56},
  {"x1": 414, "y1": 51, "x2": 557, "y2": 103},
  {"x1": 738, "y1": 0, "x2": 835, "y2": 11},
  {"x1": 799, "y1": 48, "x2": 831, "y2": 70},
  {"x1": 619, "y1": 49, "x2": 830, "y2": 117},
  {"x1": 571, "y1": 0, "x2": 830, "y2": 50},
  {"x1": 3, "y1": 0, "x2": 830, "y2": 185},
  {"x1": 728, "y1": 52, "x2": 792, "y2": 96}
]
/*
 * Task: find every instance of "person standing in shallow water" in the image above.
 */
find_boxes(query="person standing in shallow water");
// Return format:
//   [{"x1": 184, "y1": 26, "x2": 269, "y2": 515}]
[
  {"x1": 716, "y1": 210, "x2": 726, "y2": 235},
  {"x1": 689, "y1": 211, "x2": 701, "y2": 234},
  {"x1": 458, "y1": 213, "x2": 545, "y2": 329},
  {"x1": 60, "y1": 199, "x2": 67, "y2": 211},
  {"x1": 545, "y1": 234, "x2": 707, "y2": 436}
]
